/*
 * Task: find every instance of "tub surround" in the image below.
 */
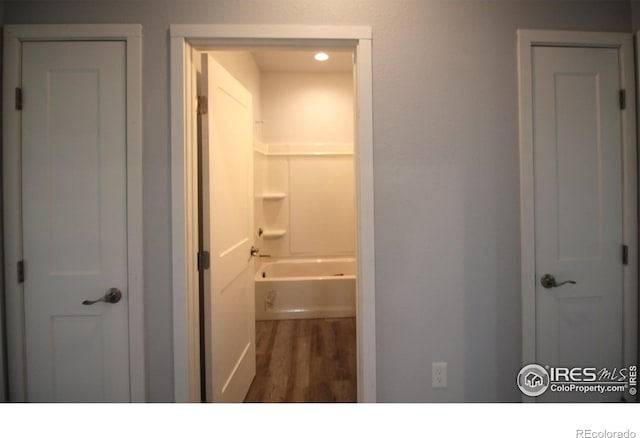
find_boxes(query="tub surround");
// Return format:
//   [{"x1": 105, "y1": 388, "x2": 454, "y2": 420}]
[
  {"x1": 256, "y1": 70, "x2": 355, "y2": 260},
  {"x1": 253, "y1": 71, "x2": 356, "y2": 322},
  {"x1": 256, "y1": 143, "x2": 355, "y2": 258}
]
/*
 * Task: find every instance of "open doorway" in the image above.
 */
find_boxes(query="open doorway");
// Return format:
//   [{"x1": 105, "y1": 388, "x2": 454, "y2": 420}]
[
  {"x1": 170, "y1": 26, "x2": 376, "y2": 403},
  {"x1": 197, "y1": 48, "x2": 357, "y2": 402}
]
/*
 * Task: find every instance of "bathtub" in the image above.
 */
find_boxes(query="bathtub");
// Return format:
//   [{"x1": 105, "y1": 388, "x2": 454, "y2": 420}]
[{"x1": 255, "y1": 258, "x2": 356, "y2": 320}]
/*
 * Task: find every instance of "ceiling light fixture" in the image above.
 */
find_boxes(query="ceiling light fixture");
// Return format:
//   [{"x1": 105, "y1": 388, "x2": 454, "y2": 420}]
[{"x1": 314, "y1": 52, "x2": 329, "y2": 62}]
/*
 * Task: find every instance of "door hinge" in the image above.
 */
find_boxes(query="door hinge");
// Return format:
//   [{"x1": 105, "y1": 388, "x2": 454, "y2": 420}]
[
  {"x1": 622, "y1": 244, "x2": 629, "y2": 265},
  {"x1": 197, "y1": 96, "x2": 208, "y2": 115},
  {"x1": 17, "y1": 260, "x2": 25, "y2": 283},
  {"x1": 15, "y1": 87, "x2": 23, "y2": 111},
  {"x1": 197, "y1": 251, "x2": 210, "y2": 271},
  {"x1": 619, "y1": 89, "x2": 626, "y2": 110}
]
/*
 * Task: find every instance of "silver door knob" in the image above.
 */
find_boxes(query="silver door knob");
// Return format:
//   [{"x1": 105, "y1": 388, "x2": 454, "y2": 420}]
[
  {"x1": 540, "y1": 274, "x2": 576, "y2": 289},
  {"x1": 250, "y1": 246, "x2": 260, "y2": 257},
  {"x1": 82, "y1": 288, "x2": 122, "y2": 305}
]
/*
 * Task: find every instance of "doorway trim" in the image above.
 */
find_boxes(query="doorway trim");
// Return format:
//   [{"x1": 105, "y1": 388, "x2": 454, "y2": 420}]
[
  {"x1": 2, "y1": 24, "x2": 145, "y2": 402},
  {"x1": 517, "y1": 30, "x2": 638, "y2": 397},
  {"x1": 169, "y1": 25, "x2": 376, "y2": 402}
]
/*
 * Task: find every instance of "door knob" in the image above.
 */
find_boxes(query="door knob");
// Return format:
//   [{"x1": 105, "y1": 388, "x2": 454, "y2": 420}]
[
  {"x1": 82, "y1": 288, "x2": 122, "y2": 305},
  {"x1": 540, "y1": 274, "x2": 576, "y2": 289},
  {"x1": 250, "y1": 246, "x2": 260, "y2": 257}
]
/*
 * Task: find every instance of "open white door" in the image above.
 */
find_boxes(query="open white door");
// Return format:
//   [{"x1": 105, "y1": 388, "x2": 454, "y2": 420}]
[
  {"x1": 21, "y1": 41, "x2": 130, "y2": 402},
  {"x1": 201, "y1": 54, "x2": 256, "y2": 402}
]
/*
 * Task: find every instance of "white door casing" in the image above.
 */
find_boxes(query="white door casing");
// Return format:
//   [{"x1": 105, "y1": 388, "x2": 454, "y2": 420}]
[
  {"x1": 2, "y1": 25, "x2": 144, "y2": 402},
  {"x1": 518, "y1": 30, "x2": 638, "y2": 402},
  {"x1": 170, "y1": 25, "x2": 375, "y2": 403},
  {"x1": 201, "y1": 54, "x2": 256, "y2": 402}
]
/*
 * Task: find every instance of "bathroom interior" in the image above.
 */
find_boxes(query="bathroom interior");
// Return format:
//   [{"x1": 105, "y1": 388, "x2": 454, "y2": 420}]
[{"x1": 196, "y1": 47, "x2": 357, "y2": 402}]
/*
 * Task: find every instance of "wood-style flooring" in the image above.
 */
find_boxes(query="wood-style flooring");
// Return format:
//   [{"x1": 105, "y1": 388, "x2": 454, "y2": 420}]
[{"x1": 244, "y1": 318, "x2": 357, "y2": 403}]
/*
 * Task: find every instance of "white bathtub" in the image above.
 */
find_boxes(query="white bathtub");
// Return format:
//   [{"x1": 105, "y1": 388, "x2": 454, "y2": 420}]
[{"x1": 255, "y1": 258, "x2": 356, "y2": 320}]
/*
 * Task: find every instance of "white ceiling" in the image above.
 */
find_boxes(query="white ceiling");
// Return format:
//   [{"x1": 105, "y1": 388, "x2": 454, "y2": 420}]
[{"x1": 250, "y1": 49, "x2": 353, "y2": 74}]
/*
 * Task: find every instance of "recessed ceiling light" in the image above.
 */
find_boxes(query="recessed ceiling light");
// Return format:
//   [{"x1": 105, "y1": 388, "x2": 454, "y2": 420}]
[{"x1": 314, "y1": 52, "x2": 329, "y2": 62}]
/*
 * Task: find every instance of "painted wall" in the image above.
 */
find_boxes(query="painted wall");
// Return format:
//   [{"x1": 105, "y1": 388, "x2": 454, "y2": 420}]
[
  {"x1": 1, "y1": 0, "x2": 633, "y2": 402},
  {"x1": 259, "y1": 72, "x2": 355, "y2": 258},
  {"x1": 633, "y1": 1, "x2": 640, "y2": 30},
  {"x1": 261, "y1": 73, "x2": 353, "y2": 144}
]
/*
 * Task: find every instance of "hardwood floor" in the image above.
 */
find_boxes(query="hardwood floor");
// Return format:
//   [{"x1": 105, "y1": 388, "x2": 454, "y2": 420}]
[{"x1": 244, "y1": 318, "x2": 357, "y2": 403}]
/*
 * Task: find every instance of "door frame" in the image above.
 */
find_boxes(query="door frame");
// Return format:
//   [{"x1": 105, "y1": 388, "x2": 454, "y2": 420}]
[
  {"x1": 517, "y1": 30, "x2": 638, "y2": 394},
  {"x1": 169, "y1": 25, "x2": 376, "y2": 402},
  {"x1": 2, "y1": 24, "x2": 145, "y2": 402}
]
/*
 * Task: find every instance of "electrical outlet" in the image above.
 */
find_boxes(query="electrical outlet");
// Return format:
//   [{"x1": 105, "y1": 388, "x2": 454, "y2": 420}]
[{"x1": 432, "y1": 362, "x2": 447, "y2": 388}]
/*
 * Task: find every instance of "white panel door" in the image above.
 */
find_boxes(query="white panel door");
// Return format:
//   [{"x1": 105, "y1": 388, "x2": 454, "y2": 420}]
[
  {"x1": 201, "y1": 54, "x2": 256, "y2": 402},
  {"x1": 22, "y1": 41, "x2": 130, "y2": 402},
  {"x1": 533, "y1": 46, "x2": 623, "y2": 402}
]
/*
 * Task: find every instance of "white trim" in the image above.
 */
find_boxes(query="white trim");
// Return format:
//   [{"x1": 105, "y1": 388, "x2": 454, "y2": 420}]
[
  {"x1": 354, "y1": 38, "x2": 376, "y2": 402},
  {"x1": 4, "y1": 24, "x2": 142, "y2": 40},
  {"x1": 2, "y1": 24, "x2": 145, "y2": 402},
  {"x1": 517, "y1": 30, "x2": 638, "y2": 401},
  {"x1": 262, "y1": 143, "x2": 354, "y2": 156},
  {"x1": 170, "y1": 37, "x2": 202, "y2": 403},
  {"x1": 170, "y1": 25, "x2": 371, "y2": 40},
  {"x1": 170, "y1": 25, "x2": 376, "y2": 403},
  {"x1": 517, "y1": 29, "x2": 537, "y2": 388},
  {"x1": 124, "y1": 29, "x2": 145, "y2": 403}
]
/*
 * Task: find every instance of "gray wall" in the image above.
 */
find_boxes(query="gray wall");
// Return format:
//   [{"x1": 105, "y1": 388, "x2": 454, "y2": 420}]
[
  {"x1": 633, "y1": 1, "x2": 640, "y2": 30},
  {"x1": 1, "y1": 0, "x2": 633, "y2": 402}
]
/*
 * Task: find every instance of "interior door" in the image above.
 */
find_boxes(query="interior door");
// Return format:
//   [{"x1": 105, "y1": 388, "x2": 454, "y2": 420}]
[
  {"x1": 201, "y1": 54, "x2": 256, "y2": 402},
  {"x1": 533, "y1": 46, "x2": 624, "y2": 402},
  {"x1": 21, "y1": 41, "x2": 130, "y2": 401}
]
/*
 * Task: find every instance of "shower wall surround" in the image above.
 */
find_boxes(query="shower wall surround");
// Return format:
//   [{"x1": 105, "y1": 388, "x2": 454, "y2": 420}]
[{"x1": 257, "y1": 71, "x2": 355, "y2": 257}]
